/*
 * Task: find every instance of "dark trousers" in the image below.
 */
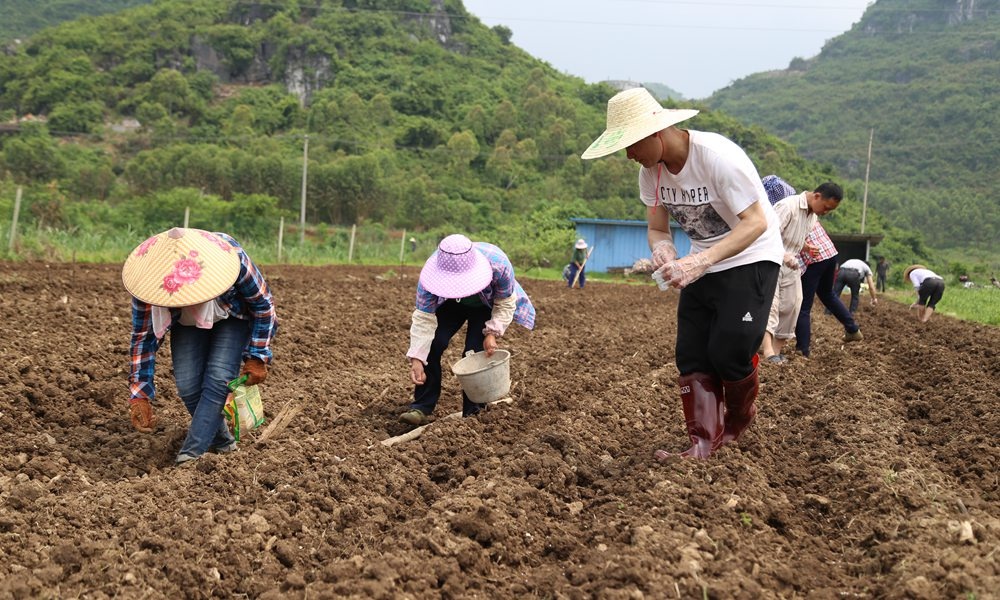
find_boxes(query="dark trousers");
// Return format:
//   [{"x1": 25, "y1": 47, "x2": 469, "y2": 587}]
[
  {"x1": 411, "y1": 300, "x2": 491, "y2": 417},
  {"x1": 675, "y1": 261, "x2": 779, "y2": 381},
  {"x1": 567, "y1": 263, "x2": 586, "y2": 288},
  {"x1": 917, "y1": 278, "x2": 945, "y2": 309},
  {"x1": 833, "y1": 268, "x2": 864, "y2": 312},
  {"x1": 876, "y1": 272, "x2": 887, "y2": 292},
  {"x1": 796, "y1": 257, "x2": 858, "y2": 356}
]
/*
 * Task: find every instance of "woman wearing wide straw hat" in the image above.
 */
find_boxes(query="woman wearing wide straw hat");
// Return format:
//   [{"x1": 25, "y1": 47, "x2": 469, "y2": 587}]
[
  {"x1": 401, "y1": 234, "x2": 535, "y2": 425},
  {"x1": 122, "y1": 227, "x2": 277, "y2": 465},
  {"x1": 567, "y1": 238, "x2": 589, "y2": 289},
  {"x1": 903, "y1": 264, "x2": 945, "y2": 322},
  {"x1": 582, "y1": 87, "x2": 784, "y2": 460}
]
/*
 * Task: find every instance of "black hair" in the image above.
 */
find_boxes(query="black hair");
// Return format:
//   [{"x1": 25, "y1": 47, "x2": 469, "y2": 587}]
[{"x1": 813, "y1": 182, "x2": 843, "y2": 202}]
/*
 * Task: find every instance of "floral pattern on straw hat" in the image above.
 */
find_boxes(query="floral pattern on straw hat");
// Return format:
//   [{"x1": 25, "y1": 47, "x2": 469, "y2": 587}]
[
  {"x1": 581, "y1": 87, "x2": 699, "y2": 160},
  {"x1": 418, "y1": 234, "x2": 493, "y2": 299},
  {"x1": 122, "y1": 228, "x2": 241, "y2": 308}
]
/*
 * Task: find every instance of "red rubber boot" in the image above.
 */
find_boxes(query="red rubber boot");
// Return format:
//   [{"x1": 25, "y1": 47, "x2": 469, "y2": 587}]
[
  {"x1": 719, "y1": 355, "x2": 759, "y2": 447},
  {"x1": 654, "y1": 372, "x2": 723, "y2": 460}
]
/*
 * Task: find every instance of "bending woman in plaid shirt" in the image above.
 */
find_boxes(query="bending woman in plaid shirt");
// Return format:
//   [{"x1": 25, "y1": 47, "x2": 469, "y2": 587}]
[
  {"x1": 122, "y1": 228, "x2": 277, "y2": 466},
  {"x1": 401, "y1": 234, "x2": 535, "y2": 426}
]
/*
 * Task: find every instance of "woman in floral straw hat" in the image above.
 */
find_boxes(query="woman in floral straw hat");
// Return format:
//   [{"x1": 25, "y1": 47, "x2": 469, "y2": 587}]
[
  {"x1": 582, "y1": 87, "x2": 783, "y2": 460},
  {"x1": 400, "y1": 234, "x2": 535, "y2": 425},
  {"x1": 122, "y1": 227, "x2": 277, "y2": 465}
]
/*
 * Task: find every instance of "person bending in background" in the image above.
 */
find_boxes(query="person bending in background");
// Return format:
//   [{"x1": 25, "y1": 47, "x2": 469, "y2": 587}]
[
  {"x1": 123, "y1": 228, "x2": 277, "y2": 466},
  {"x1": 834, "y1": 258, "x2": 879, "y2": 313},
  {"x1": 568, "y1": 238, "x2": 589, "y2": 288},
  {"x1": 759, "y1": 179, "x2": 843, "y2": 364},
  {"x1": 582, "y1": 88, "x2": 783, "y2": 460},
  {"x1": 904, "y1": 264, "x2": 946, "y2": 323},
  {"x1": 401, "y1": 234, "x2": 535, "y2": 426}
]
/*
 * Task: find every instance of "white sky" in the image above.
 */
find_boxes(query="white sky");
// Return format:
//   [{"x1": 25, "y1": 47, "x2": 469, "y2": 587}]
[{"x1": 461, "y1": 0, "x2": 872, "y2": 99}]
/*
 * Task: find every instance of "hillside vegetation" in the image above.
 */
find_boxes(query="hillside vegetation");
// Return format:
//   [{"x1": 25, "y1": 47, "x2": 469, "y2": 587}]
[
  {"x1": 0, "y1": 0, "x2": 152, "y2": 42},
  {"x1": 708, "y1": 0, "x2": 1000, "y2": 253},
  {"x1": 0, "y1": 0, "x2": 927, "y2": 272}
]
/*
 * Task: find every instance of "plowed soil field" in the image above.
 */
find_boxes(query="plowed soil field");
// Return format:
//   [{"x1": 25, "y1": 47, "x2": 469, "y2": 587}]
[{"x1": 1, "y1": 262, "x2": 998, "y2": 599}]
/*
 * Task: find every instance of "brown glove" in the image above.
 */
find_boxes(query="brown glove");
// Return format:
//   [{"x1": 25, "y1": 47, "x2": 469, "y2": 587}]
[
  {"x1": 129, "y1": 399, "x2": 157, "y2": 433},
  {"x1": 241, "y1": 357, "x2": 268, "y2": 385}
]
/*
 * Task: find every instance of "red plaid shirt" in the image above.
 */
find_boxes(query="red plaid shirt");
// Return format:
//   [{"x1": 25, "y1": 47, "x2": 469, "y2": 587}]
[{"x1": 798, "y1": 222, "x2": 838, "y2": 273}]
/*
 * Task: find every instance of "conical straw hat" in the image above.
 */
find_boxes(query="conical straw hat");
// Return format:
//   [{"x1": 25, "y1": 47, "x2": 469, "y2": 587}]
[
  {"x1": 581, "y1": 87, "x2": 699, "y2": 160},
  {"x1": 122, "y1": 228, "x2": 241, "y2": 307},
  {"x1": 902, "y1": 264, "x2": 926, "y2": 283}
]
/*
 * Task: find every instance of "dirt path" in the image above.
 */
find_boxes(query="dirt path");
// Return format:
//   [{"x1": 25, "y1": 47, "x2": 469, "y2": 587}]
[{"x1": 1, "y1": 262, "x2": 997, "y2": 599}]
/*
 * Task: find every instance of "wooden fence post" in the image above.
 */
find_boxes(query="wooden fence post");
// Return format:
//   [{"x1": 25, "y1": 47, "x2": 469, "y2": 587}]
[
  {"x1": 277, "y1": 216, "x2": 284, "y2": 262},
  {"x1": 8, "y1": 186, "x2": 22, "y2": 252},
  {"x1": 348, "y1": 224, "x2": 357, "y2": 263}
]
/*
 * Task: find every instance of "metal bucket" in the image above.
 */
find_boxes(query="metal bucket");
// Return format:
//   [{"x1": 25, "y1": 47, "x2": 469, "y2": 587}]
[{"x1": 450, "y1": 349, "x2": 511, "y2": 404}]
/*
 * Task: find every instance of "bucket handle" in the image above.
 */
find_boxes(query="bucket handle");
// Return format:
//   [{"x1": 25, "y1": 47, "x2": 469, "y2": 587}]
[
  {"x1": 227, "y1": 373, "x2": 249, "y2": 392},
  {"x1": 464, "y1": 349, "x2": 510, "y2": 366}
]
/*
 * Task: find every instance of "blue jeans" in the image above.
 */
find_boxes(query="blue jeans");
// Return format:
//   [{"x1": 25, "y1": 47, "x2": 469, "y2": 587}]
[
  {"x1": 796, "y1": 257, "x2": 858, "y2": 356},
  {"x1": 171, "y1": 318, "x2": 250, "y2": 460},
  {"x1": 567, "y1": 263, "x2": 586, "y2": 288}
]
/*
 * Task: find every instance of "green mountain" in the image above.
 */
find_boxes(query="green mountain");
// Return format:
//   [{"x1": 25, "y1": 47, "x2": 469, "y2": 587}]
[
  {"x1": 0, "y1": 0, "x2": 152, "y2": 41},
  {"x1": 0, "y1": 0, "x2": 918, "y2": 268},
  {"x1": 707, "y1": 0, "x2": 1000, "y2": 251}
]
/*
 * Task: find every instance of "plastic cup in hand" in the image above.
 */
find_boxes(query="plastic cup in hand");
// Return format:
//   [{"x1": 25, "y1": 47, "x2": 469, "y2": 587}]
[{"x1": 651, "y1": 269, "x2": 671, "y2": 291}]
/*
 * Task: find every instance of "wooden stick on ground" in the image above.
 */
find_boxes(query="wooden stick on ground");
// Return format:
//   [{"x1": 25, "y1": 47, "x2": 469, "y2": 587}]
[
  {"x1": 380, "y1": 397, "x2": 513, "y2": 447},
  {"x1": 256, "y1": 401, "x2": 303, "y2": 443}
]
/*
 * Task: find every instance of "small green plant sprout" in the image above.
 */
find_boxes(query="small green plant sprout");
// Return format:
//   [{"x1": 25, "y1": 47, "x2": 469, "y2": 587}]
[{"x1": 739, "y1": 513, "x2": 752, "y2": 528}]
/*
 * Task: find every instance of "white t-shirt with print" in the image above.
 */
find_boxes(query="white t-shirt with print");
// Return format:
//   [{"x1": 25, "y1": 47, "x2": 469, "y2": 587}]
[{"x1": 638, "y1": 130, "x2": 783, "y2": 273}]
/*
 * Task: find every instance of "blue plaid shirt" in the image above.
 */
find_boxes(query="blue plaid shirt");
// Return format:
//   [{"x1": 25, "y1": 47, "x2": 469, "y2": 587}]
[
  {"x1": 128, "y1": 234, "x2": 277, "y2": 402},
  {"x1": 415, "y1": 242, "x2": 536, "y2": 331}
]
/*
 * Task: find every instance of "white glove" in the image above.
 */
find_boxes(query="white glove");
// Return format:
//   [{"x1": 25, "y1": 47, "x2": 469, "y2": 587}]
[
  {"x1": 662, "y1": 252, "x2": 713, "y2": 289},
  {"x1": 651, "y1": 239, "x2": 677, "y2": 269}
]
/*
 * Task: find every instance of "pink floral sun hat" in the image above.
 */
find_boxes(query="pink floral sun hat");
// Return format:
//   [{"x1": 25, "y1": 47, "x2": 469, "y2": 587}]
[
  {"x1": 122, "y1": 228, "x2": 241, "y2": 307},
  {"x1": 419, "y1": 234, "x2": 493, "y2": 299}
]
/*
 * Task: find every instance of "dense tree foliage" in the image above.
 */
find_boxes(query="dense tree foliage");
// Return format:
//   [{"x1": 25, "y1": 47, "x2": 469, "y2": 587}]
[
  {"x1": 0, "y1": 0, "x2": 152, "y2": 42},
  {"x1": 0, "y1": 0, "x2": 943, "y2": 271},
  {"x1": 708, "y1": 0, "x2": 1000, "y2": 250}
]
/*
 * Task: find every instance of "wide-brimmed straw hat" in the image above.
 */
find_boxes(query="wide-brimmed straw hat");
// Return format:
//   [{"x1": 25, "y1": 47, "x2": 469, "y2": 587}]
[
  {"x1": 419, "y1": 234, "x2": 492, "y2": 299},
  {"x1": 122, "y1": 228, "x2": 241, "y2": 307},
  {"x1": 903, "y1": 264, "x2": 926, "y2": 282},
  {"x1": 575, "y1": 238, "x2": 588, "y2": 249},
  {"x1": 581, "y1": 88, "x2": 699, "y2": 160}
]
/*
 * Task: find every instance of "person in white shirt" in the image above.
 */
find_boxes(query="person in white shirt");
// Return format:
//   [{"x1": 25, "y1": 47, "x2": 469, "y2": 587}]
[
  {"x1": 582, "y1": 88, "x2": 783, "y2": 460},
  {"x1": 904, "y1": 264, "x2": 946, "y2": 322},
  {"x1": 834, "y1": 258, "x2": 879, "y2": 313}
]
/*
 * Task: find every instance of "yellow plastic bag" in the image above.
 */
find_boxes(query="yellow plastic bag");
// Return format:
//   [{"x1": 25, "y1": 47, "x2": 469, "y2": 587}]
[{"x1": 223, "y1": 375, "x2": 265, "y2": 441}]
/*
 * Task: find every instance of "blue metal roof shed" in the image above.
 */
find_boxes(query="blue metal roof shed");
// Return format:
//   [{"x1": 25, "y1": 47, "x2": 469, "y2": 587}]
[{"x1": 570, "y1": 218, "x2": 691, "y2": 273}]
